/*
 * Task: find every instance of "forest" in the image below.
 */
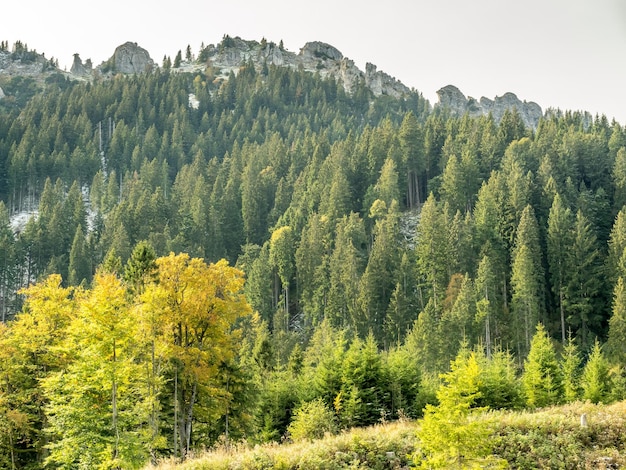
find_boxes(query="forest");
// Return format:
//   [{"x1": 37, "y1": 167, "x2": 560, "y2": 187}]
[{"x1": 1, "y1": 38, "x2": 626, "y2": 468}]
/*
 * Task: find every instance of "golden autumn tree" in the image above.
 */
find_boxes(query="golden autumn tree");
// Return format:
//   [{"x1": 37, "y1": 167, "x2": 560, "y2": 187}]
[
  {"x1": 0, "y1": 275, "x2": 77, "y2": 468},
  {"x1": 142, "y1": 253, "x2": 251, "y2": 458},
  {"x1": 41, "y1": 272, "x2": 149, "y2": 469}
]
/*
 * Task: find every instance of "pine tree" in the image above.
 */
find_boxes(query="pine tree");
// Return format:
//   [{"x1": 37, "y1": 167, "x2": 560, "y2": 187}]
[
  {"x1": 398, "y1": 111, "x2": 424, "y2": 207},
  {"x1": 607, "y1": 277, "x2": 626, "y2": 365},
  {"x1": 547, "y1": 193, "x2": 574, "y2": 342},
  {"x1": 511, "y1": 243, "x2": 542, "y2": 357},
  {"x1": 566, "y1": 210, "x2": 602, "y2": 348},
  {"x1": 560, "y1": 334, "x2": 581, "y2": 403},
  {"x1": 124, "y1": 240, "x2": 157, "y2": 296},
  {"x1": 522, "y1": 323, "x2": 563, "y2": 408},
  {"x1": 581, "y1": 338, "x2": 612, "y2": 404},
  {"x1": 416, "y1": 194, "x2": 450, "y2": 310},
  {"x1": 68, "y1": 225, "x2": 92, "y2": 286},
  {"x1": 415, "y1": 350, "x2": 506, "y2": 468},
  {"x1": 339, "y1": 334, "x2": 384, "y2": 427}
]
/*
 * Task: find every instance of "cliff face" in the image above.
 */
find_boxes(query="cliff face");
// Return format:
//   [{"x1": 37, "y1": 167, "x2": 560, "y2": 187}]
[
  {"x1": 0, "y1": 37, "x2": 550, "y2": 124},
  {"x1": 0, "y1": 48, "x2": 60, "y2": 78},
  {"x1": 436, "y1": 84, "x2": 543, "y2": 128},
  {"x1": 195, "y1": 37, "x2": 411, "y2": 98},
  {"x1": 100, "y1": 42, "x2": 155, "y2": 75},
  {"x1": 70, "y1": 54, "x2": 93, "y2": 77}
]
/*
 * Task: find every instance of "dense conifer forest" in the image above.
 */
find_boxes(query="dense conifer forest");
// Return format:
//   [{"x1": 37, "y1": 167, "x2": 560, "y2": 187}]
[{"x1": 1, "y1": 39, "x2": 626, "y2": 468}]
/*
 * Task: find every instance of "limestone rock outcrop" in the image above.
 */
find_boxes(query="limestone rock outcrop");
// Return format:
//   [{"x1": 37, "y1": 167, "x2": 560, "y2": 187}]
[
  {"x1": 299, "y1": 41, "x2": 343, "y2": 62},
  {"x1": 196, "y1": 36, "x2": 412, "y2": 98},
  {"x1": 0, "y1": 48, "x2": 60, "y2": 77},
  {"x1": 103, "y1": 42, "x2": 154, "y2": 74},
  {"x1": 436, "y1": 84, "x2": 543, "y2": 128},
  {"x1": 70, "y1": 54, "x2": 92, "y2": 77}
]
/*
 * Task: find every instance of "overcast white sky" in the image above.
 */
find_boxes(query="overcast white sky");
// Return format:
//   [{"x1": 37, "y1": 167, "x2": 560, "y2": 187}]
[{"x1": 3, "y1": 0, "x2": 626, "y2": 123}]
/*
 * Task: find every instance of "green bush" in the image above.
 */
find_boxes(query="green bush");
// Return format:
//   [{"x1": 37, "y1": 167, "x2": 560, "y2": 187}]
[{"x1": 287, "y1": 398, "x2": 337, "y2": 441}]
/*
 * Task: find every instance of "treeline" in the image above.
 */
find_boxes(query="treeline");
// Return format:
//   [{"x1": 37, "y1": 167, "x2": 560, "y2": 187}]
[{"x1": 1, "y1": 54, "x2": 626, "y2": 466}]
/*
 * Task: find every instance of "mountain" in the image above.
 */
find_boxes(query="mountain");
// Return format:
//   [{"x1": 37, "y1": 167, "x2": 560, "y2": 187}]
[
  {"x1": 1, "y1": 37, "x2": 545, "y2": 123},
  {"x1": 436, "y1": 84, "x2": 543, "y2": 129},
  {"x1": 0, "y1": 34, "x2": 624, "y2": 470}
]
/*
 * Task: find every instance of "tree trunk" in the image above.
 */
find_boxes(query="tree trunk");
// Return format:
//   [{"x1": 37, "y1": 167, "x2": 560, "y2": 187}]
[
  {"x1": 560, "y1": 288, "x2": 566, "y2": 343},
  {"x1": 174, "y1": 367, "x2": 178, "y2": 458},
  {"x1": 112, "y1": 338, "x2": 119, "y2": 462}
]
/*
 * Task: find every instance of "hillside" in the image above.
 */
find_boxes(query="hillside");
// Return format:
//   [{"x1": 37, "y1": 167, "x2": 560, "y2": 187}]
[
  {"x1": 0, "y1": 36, "x2": 625, "y2": 469},
  {"x1": 149, "y1": 401, "x2": 626, "y2": 469}
]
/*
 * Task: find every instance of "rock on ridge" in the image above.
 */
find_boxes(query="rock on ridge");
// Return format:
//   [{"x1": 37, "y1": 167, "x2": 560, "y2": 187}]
[
  {"x1": 199, "y1": 36, "x2": 411, "y2": 98},
  {"x1": 101, "y1": 42, "x2": 154, "y2": 75},
  {"x1": 70, "y1": 53, "x2": 92, "y2": 77},
  {"x1": 68, "y1": 37, "x2": 410, "y2": 98},
  {"x1": 436, "y1": 84, "x2": 543, "y2": 128},
  {"x1": 0, "y1": 48, "x2": 61, "y2": 77}
]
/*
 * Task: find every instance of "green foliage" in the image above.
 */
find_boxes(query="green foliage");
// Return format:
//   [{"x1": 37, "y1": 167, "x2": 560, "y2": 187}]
[
  {"x1": 414, "y1": 350, "x2": 507, "y2": 469},
  {"x1": 2, "y1": 49, "x2": 626, "y2": 465},
  {"x1": 522, "y1": 324, "x2": 563, "y2": 408},
  {"x1": 581, "y1": 338, "x2": 612, "y2": 404},
  {"x1": 287, "y1": 398, "x2": 337, "y2": 441},
  {"x1": 560, "y1": 334, "x2": 582, "y2": 402},
  {"x1": 607, "y1": 277, "x2": 626, "y2": 365}
]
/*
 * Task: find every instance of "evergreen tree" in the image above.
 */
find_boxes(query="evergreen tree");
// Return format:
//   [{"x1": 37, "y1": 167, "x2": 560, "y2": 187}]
[
  {"x1": 560, "y1": 334, "x2": 582, "y2": 403},
  {"x1": 607, "y1": 277, "x2": 626, "y2": 365},
  {"x1": 511, "y1": 243, "x2": 542, "y2": 357},
  {"x1": 124, "y1": 240, "x2": 157, "y2": 296},
  {"x1": 357, "y1": 200, "x2": 400, "y2": 339},
  {"x1": 581, "y1": 338, "x2": 612, "y2": 404},
  {"x1": 416, "y1": 194, "x2": 450, "y2": 310},
  {"x1": 0, "y1": 202, "x2": 16, "y2": 321},
  {"x1": 398, "y1": 111, "x2": 424, "y2": 207},
  {"x1": 68, "y1": 225, "x2": 92, "y2": 286},
  {"x1": 566, "y1": 210, "x2": 602, "y2": 347},
  {"x1": 547, "y1": 193, "x2": 574, "y2": 342},
  {"x1": 522, "y1": 323, "x2": 563, "y2": 408},
  {"x1": 415, "y1": 349, "x2": 505, "y2": 469},
  {"x1": 339, "y1": 334, "x2": 384, "y2": 427}
]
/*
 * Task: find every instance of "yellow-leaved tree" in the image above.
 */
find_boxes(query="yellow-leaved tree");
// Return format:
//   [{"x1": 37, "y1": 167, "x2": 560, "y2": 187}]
[
  {"x1": 42, "y1": 272, "x2": 149, "y2": 469},
  {"x1": 0, "y1": 274, "x2": 77, "y2": 468},
  {"x1": 142, "y1": 253, "x2": 251, "y2": 459}
]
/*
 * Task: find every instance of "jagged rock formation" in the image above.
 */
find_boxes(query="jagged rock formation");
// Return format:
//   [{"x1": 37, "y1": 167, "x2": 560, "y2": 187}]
[
  {"x1": 436, "y1": 84, "x2": 543, "y2": 128},
  {"x1": 0, "y1": 86, "x2": 5, "y2": 100},
  {"x1": 197, "y1": 36, "x2": 410, "y2": 98},
  {"x1": 100, "y1": 42, "x2": 154, "y2": 75},
  {"x1": 70, "y1": 54, "x2": 92, "y2": 77},
  {"x1": 0, "y1": 48, "x2": 60, "y2": 77}
]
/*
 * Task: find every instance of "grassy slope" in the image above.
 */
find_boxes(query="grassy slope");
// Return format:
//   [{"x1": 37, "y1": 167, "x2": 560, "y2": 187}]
[{"x1": 149, "y1": 401, "x2": 626, "y2": 469}]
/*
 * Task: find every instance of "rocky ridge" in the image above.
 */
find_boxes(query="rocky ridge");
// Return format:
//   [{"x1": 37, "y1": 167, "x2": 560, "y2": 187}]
[
  {"x1": 0, "y1": 48, "x2": 60, "y2": 80},
  {"x1": 0, "y1": 37, "x2": 547, "y2": 124},
  {"x1": 189, "y1": 36, "x2": 411, "y2": 98},
  {"x1": 436, "y1": 84, "x2": 543, "y2": 128}
]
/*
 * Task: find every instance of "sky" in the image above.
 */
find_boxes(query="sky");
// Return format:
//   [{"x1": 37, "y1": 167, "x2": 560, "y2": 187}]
[{"x1": 2, "y1": 0, "x2": 626, "y2": 123}]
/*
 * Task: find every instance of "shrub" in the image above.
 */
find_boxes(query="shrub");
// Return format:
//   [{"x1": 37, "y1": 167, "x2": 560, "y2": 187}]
[{"x1": 287, "y1": 398, "x2": 337, "y2": 441}]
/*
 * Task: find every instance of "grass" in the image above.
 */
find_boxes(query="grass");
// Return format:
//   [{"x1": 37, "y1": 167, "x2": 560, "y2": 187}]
[{"x1": 148, "y1": 401, "x2": 626, "y2": 469}]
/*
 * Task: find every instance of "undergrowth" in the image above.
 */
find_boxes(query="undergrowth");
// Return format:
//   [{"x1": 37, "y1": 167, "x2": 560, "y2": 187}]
[{"x1": 149, "y1": 401, "x2": 626, "y2": 469}]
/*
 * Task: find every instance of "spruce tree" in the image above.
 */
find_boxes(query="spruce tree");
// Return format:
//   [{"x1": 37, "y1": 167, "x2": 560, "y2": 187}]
[
  {"x1": 581, "y1": 338, "x2": 612, "y2": 404},
  {"x1": 607, "y1": 277, "x2": 626, "y2": 365},
  {"x1": 522, "y1": 323, "x2": 563, "y2": 408}
]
